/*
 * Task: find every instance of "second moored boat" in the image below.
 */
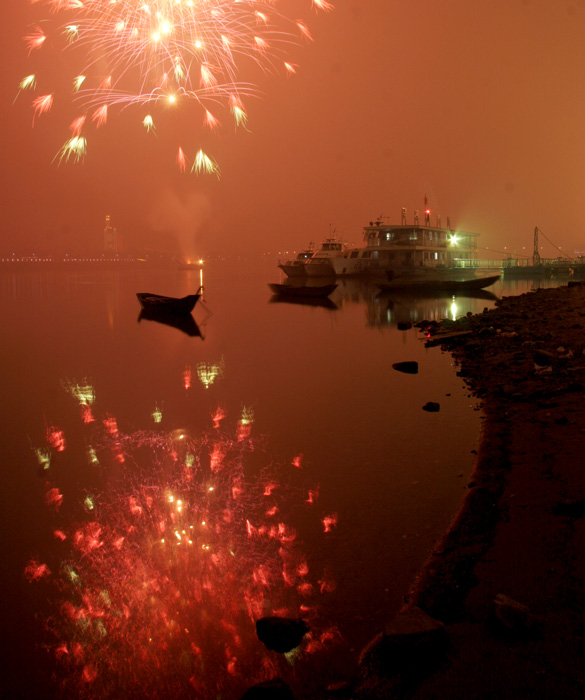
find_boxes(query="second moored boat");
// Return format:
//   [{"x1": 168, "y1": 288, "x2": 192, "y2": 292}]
[
  {"x1": 304, "y1": 237, "x2": 347, "y2": 276},
  {"x1": 278, "y1": 245, "x2": 315, "y2": 277}
]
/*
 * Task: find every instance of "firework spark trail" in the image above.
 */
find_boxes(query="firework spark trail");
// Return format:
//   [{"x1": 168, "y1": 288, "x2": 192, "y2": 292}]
[
  {"x1": 28, "y1": 380, "x2": 339, "y2": 698},
  {"x1": 21, "y1": 0, "x2": 333, "y2": 171}
]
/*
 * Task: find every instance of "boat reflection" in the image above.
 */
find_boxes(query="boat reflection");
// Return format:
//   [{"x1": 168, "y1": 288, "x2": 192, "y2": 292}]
[
  {"x1": 138, "y1": 309, "x2": 204, "y2": 338},
  {"x1": 370, "y1": 288, "x2": 499, "y2": 329},
  {"x1": 269, "y1": 294, "x2": 339, "y2": 310},
  {"x1": 330, "y1": 277, "x2": 499, "y2": 329}
]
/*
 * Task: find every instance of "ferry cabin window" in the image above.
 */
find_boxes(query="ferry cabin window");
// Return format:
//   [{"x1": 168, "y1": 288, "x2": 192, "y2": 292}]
[
  {"x1": 409, "y1": 231, "x2": 418, "y2": 240},
  {"x1": 385, "y1": 232, "x2": 394, "y2": 241}
]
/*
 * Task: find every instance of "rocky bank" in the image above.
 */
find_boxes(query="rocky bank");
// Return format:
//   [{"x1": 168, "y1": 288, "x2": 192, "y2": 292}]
[{"x1": 354, "y1": 282, "x2": 585, "y2": 699}]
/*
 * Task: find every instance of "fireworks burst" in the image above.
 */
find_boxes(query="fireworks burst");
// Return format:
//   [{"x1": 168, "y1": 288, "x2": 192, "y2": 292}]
[
  {"x1": 20, "y1": 0, "x2": 333, "y2": 172},
  {"x1": 27, "y1": 379, "x2": 339, "y2": 698}
]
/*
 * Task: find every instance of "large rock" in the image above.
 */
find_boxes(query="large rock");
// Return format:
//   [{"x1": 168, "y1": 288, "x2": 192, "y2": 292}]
[
  {"x1": 533, "y1": 349, "x2": 554, "y2": 367},
  {"x1": 358, "y1": 606, "x2": 448, "y2": 677},
  {"x1": 493, "y1": 593, "x2": 539, "y2": 632},
  {"x1": 255, "y1": 616, "x2": 309, "y2": 653},
  {"x1": 239, "y1": 678, "x2": 295, "y2": 700}
]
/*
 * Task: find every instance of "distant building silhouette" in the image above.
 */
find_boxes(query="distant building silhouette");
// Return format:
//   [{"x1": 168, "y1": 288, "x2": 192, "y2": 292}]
[{"x1": 104, "y1": 215, "x2": 121, "y2": 253}]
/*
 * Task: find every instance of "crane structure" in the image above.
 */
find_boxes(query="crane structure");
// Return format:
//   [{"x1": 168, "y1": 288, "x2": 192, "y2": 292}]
[{"x1": 533, "y1": 227, "x2": 541, "y2": 266}]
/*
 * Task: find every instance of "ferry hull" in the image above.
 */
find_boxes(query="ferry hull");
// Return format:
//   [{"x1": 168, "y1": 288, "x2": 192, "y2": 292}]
[{"x1": 278, "y1": 263, "x2": 308, "y2": 277}]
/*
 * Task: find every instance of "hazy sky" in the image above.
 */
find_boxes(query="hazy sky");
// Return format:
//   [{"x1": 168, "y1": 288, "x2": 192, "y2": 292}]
[{"x1": 2, "y1": 1, "x2": 585, "y2": 260}]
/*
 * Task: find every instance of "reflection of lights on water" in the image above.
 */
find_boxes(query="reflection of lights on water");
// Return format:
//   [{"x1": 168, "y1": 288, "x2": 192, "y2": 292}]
[
  {"x1": 196, "y1": 356, "x2": 225, "y2": 389},
  {"x1": 450, "y1": 296, "x2": 458, "y2": 321},
  {"x1": 62, "y1": 380, "x2": 95, "y2": 407},
  {"x1": 237, "y1": 405, "x2": 254, "y2": 441},
  {"x1": 292, "y1": 454, "x2": 303, "y2": 469},
  {"x1": 240, "y1": 406, "x2": 254, "y2": 426},
  {"x1": 46, "y1": 425, "x2": 66, "y2": 452},
  {"x1": 27, "y1": 381, "x2": 339, "y2": 697},
  {"x1": 63, "y1": 379, "x2": 96, "y2": 423},
  {"x1": 35, "y1": 448, "x2": 51, "y2": 470},
  {"x1": 183, "y1": 366, "x2": 192, "y2": 390}
]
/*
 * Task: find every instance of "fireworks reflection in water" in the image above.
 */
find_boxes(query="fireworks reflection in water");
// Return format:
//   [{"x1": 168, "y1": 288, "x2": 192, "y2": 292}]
[{"x1": 27, "y1": 376, "x2": 340, "y2": 699}]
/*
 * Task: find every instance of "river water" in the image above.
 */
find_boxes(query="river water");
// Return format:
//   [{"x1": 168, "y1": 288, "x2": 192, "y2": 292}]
[{"x1": 0, "y1": 261, "x2": 553, "y2": 698}]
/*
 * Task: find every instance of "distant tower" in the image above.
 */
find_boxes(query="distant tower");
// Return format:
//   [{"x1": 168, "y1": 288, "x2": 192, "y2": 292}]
[{"x1": 104, "y1": 215, "x2": 120, "y2": 253}]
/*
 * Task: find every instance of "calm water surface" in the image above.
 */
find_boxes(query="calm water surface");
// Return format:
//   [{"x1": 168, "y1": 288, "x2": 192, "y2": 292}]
[{"x1": 0, "y1": 262, "x2": 549, "y2": 698}]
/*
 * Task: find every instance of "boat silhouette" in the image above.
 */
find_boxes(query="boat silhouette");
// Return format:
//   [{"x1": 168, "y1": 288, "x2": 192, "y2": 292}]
[{"x1": 136, "y1": 288, "x2": 203, "y2": 314}]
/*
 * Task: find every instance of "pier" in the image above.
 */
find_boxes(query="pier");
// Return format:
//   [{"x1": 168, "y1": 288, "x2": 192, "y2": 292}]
[{"x1": 454, "y1": 257, "x2": 585, "y2": 278}]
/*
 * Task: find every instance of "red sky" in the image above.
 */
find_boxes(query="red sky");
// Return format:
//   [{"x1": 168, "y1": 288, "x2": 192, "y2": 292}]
[{"x1": 2, "y1": 1, "x2": 585, "y2": 260}]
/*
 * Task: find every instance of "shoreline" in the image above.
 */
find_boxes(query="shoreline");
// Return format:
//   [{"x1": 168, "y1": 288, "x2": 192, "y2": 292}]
[
  {"x1": 404, "y1": 402, "x2": 510, "y2": 623},
  {"x1": 354, "y1": 282, "x2": 585, "y2": 698}
]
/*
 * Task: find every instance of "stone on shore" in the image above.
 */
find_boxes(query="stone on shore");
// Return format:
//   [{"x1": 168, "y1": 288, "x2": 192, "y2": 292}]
[
  {"x1": 492, "y1": 593, "x2": 539, "y2": 632},
  {"x1": 239, "y1": 678, "x2": 295, "y2": 700},
  {"x1": 533, "y1": 349, "x2": 554, "y2": 366},
  {"x1": 392, "y1": 361, "x2": 419, "y2": 374},
  {"x1": 358, "y1": 606, "x2": 448, "y2": 679},
  {"x1": 255, "y1": 616, "x2": 309, "y2": 653}
]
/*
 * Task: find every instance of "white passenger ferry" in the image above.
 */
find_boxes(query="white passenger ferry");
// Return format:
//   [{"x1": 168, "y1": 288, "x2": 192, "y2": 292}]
[{"x1": 330, "y1": 208, "x2": 479, "y2": 278}]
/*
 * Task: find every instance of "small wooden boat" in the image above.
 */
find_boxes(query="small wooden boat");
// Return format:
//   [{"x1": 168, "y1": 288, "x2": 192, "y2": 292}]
[
  {"x1": 136, "y1": 288, "x2": 202, "y2": 315},
  {"x1": 268, "y1": 282, "x2": 337, "y2": 298}
]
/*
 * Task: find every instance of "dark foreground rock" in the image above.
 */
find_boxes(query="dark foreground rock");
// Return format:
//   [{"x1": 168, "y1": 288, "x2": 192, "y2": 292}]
[
  {"x1": 256, "y1": 616, "x2": 309, "y2": 654},
  {"x1": 240, "y1": 678, "x2": 295, "y2": 700},
  {"x1": 358, "y1": 606, "x2": 448, "y2": 675},
  {"x1": 392, "y1": 361, "x2": 419, "y2": 374}
]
